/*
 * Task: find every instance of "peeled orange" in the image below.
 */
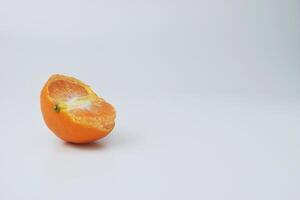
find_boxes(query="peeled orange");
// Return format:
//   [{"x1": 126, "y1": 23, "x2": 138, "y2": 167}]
[{"x1": 40, "y1": 74, "x2": 116, "y2": 143}]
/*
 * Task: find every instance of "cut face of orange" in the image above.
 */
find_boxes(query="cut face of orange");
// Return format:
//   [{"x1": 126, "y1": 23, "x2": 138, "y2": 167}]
[{"x1": 40, "y1": 74, "x2": 116, "y2": 143}]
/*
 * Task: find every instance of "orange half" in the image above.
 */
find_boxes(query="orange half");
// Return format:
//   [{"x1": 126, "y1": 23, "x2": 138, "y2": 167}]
[{"x1": 40, "y1": 74, "x2": 116, "y2": 143}]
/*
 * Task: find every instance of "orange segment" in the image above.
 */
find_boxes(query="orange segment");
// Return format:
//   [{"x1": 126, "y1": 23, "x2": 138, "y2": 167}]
[
  {"x1": 68, "y1": 99, "x2": 116, "y2": 130},
  {"x1": 48, "y1": 79, "x2": 89, "y2": 101},
  {"x1": 40, "y1": 74, "x2": 116, "y2": 143}
]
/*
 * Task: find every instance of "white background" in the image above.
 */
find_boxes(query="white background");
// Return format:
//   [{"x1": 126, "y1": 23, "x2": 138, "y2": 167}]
[{"x1": 0, "y1": 0, "x2": 300, "y2": 199}]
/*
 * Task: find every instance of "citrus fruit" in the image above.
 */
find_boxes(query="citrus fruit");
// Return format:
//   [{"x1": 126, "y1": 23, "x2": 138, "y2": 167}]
[{"x1": 40, "y1": 74, "x2": 116, "y2": 143}]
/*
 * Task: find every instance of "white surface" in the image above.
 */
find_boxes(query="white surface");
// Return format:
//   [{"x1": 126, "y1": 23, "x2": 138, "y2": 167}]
[{"x1": 1, "y1": 0, "x2": 300, "y2": 199}]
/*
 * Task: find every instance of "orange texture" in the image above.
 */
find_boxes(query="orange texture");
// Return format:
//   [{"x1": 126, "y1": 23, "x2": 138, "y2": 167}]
[{"x1": 40, "y1": 74, "x2": 116, "y2": 143}]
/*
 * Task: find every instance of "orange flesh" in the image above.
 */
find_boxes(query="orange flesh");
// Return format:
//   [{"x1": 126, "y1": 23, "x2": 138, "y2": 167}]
[
  {"x1": 48, "y1": 80, "x2": 89, "y2": 101},
  {"x1": 41, "y1": 74, "x2": 116, "y2": 143}
]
